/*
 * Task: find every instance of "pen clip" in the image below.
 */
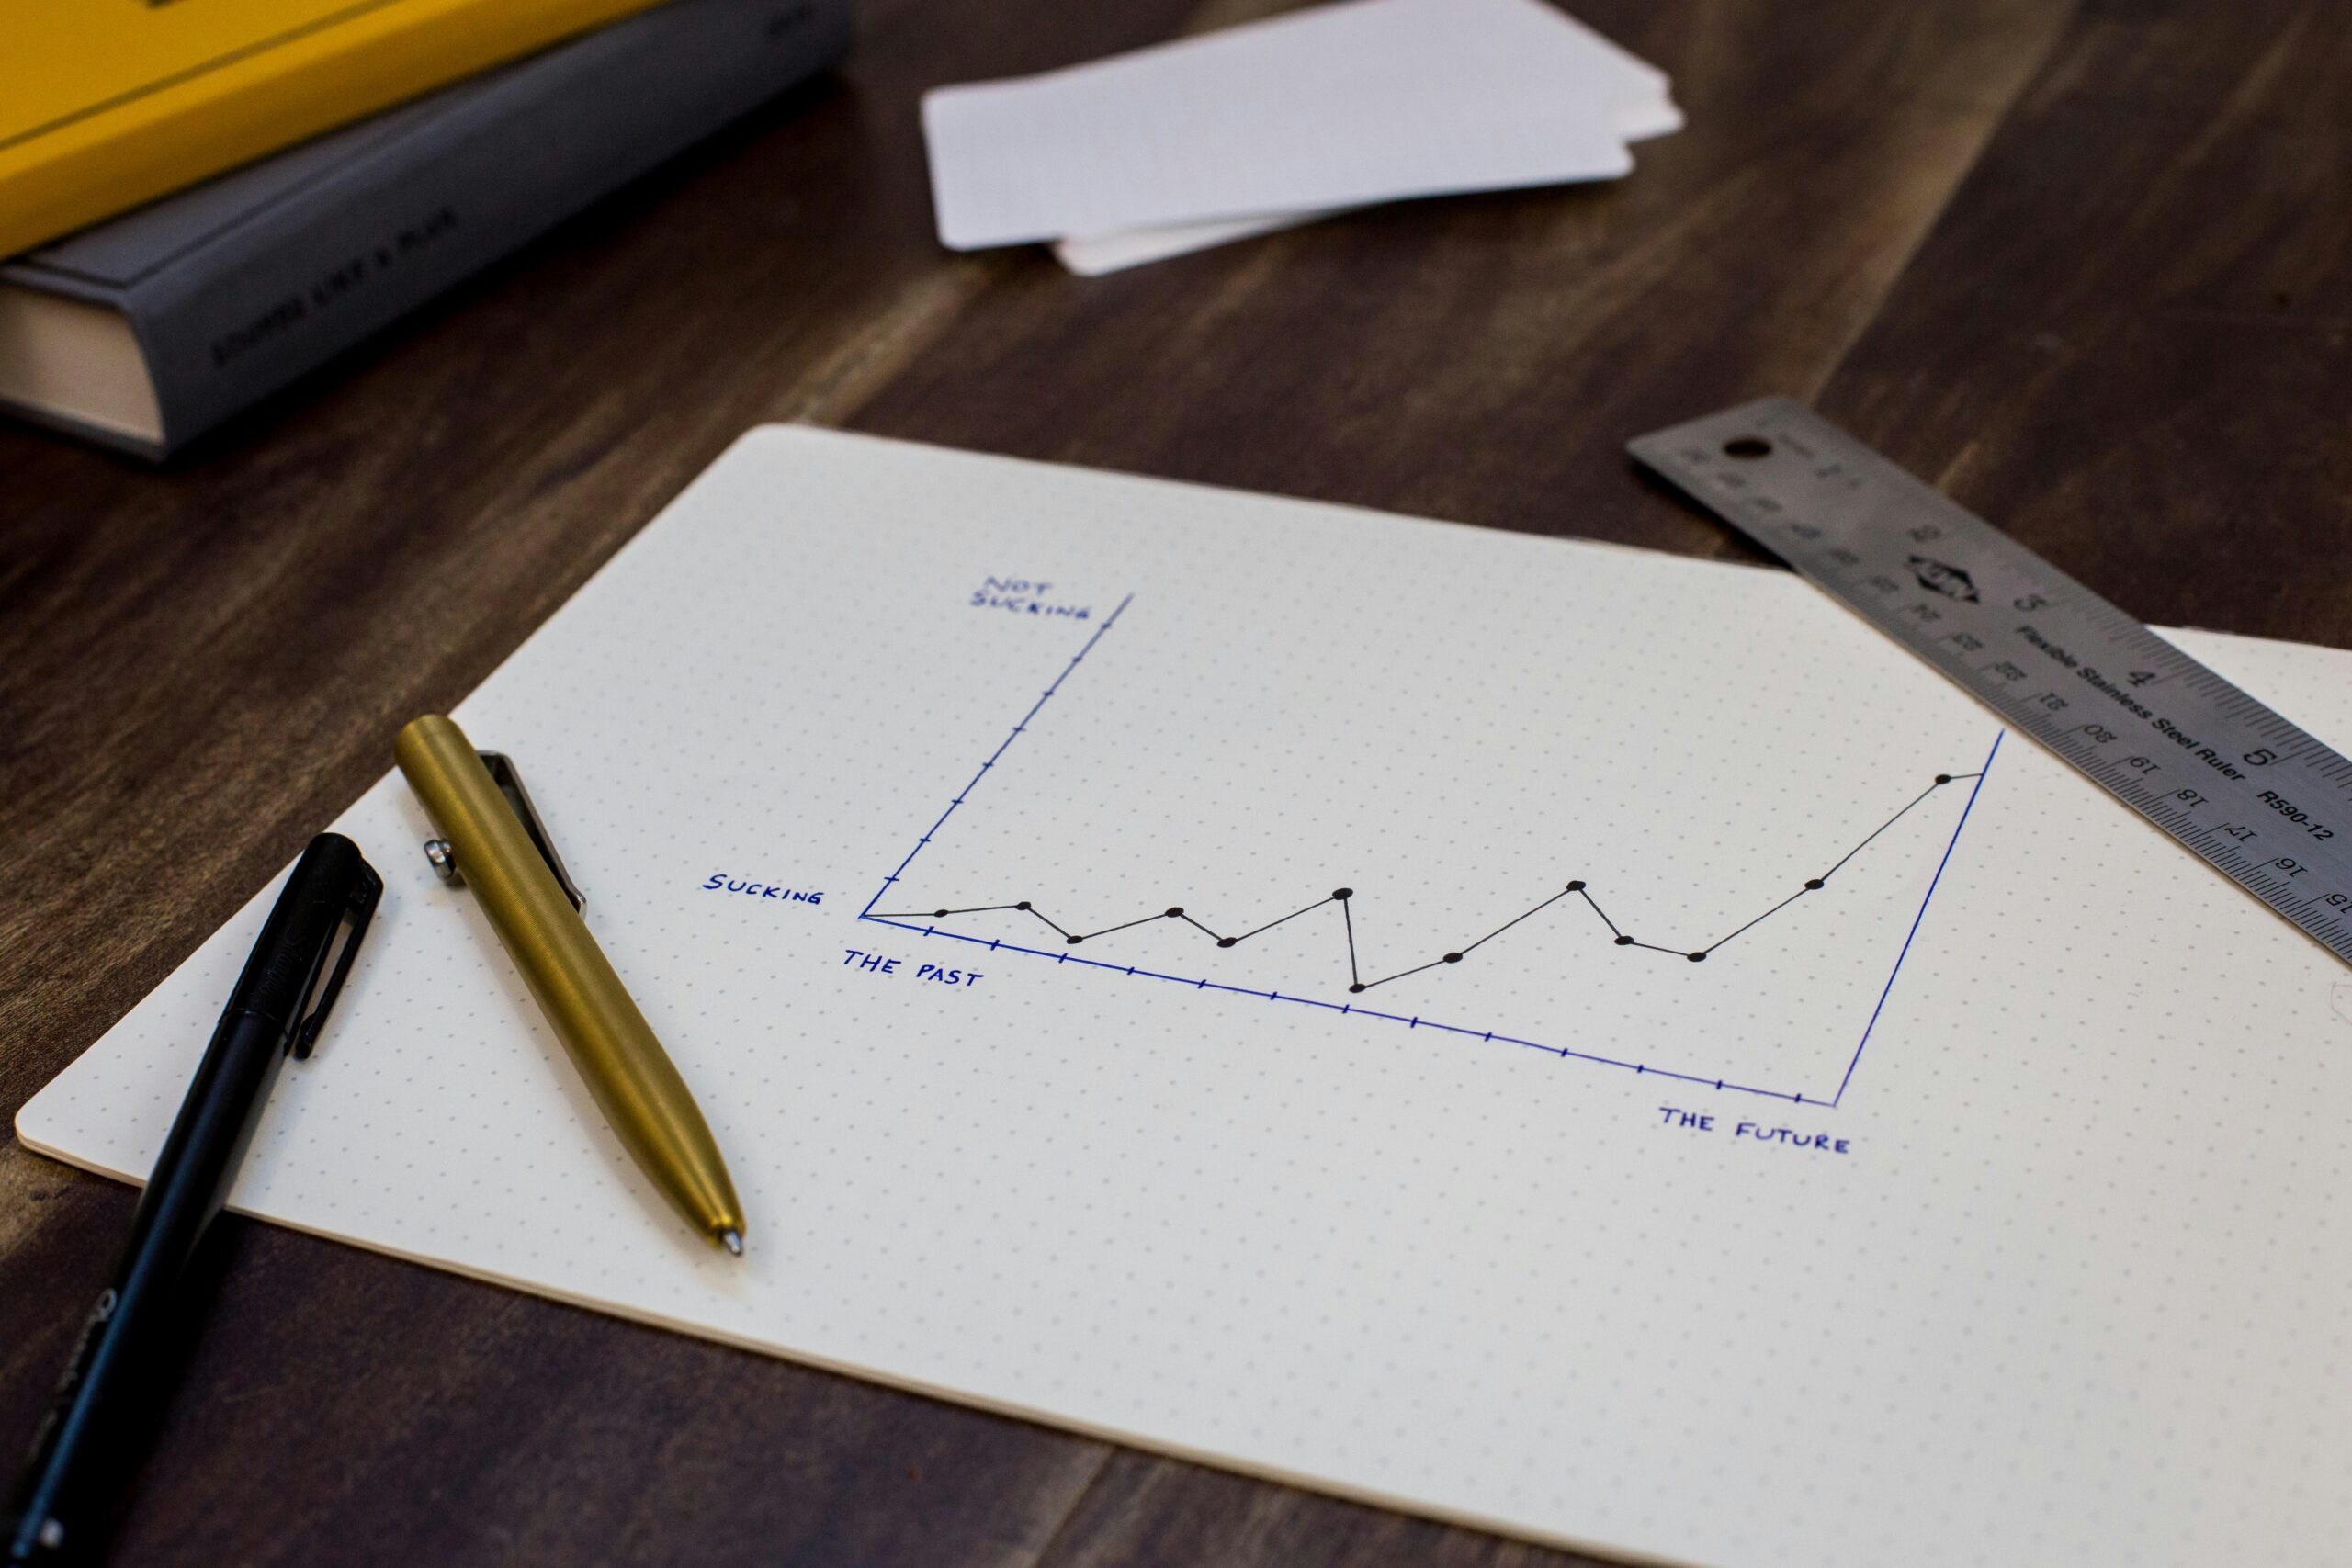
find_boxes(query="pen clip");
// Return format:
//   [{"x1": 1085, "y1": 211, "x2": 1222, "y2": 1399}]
[
  {"x1": 422, "y1": 750, "x2": 585, "y2": 915},
  {"x1": 293, "y1": 863, "x2": 382, "y2": 1060}
]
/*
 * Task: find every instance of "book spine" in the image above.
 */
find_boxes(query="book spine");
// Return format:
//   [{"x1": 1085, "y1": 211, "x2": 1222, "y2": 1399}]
[
  {"x1": 0, "y1": 0, "x2": 677, "y2": 258},
  {"x1": 128, "y1": 0, "x2": 852, "y2": 457}
]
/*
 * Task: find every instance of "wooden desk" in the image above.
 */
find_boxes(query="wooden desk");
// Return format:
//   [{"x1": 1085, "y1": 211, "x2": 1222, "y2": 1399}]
[{"x1": 4, "y1": 0, "x2": 2346, "y2": 1561}]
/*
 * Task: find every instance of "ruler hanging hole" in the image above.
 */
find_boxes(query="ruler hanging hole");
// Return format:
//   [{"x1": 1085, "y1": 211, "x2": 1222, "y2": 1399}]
[{"x1": 1723, "y1": 436, "x2": 1772, "y2": 459}]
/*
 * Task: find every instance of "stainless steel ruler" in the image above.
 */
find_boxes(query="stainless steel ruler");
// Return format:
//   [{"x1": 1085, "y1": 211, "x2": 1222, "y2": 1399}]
[{"x1": 1630, "y1": 396, "x2": 2352, "y2": 968}]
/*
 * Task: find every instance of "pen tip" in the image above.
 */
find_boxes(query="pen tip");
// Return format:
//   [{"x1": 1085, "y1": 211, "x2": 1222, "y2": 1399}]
[{"x1": 718, "y1": 1228, "x2": 743, "y2": 1257}]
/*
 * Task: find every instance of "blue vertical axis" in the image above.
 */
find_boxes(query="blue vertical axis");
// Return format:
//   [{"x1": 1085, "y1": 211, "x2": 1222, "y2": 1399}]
[
  {"x1": 1829, "y1": 728, "x2": 2004, "y2": 1106},
  {"x1": 859, "y1": 594, "x2": 1136, "y2": 919}
]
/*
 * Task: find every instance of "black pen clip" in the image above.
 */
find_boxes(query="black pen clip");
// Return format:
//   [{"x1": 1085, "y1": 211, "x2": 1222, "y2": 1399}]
[
  {"x1": 421, "y1": 750, "x2": 585, "y2": 914},
  {"x1": 293, "y1": 867, "x2": 381, "y2": 1060}
]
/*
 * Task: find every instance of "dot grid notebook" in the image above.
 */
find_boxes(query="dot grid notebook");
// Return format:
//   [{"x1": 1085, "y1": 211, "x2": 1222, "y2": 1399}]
[{"x1": 21, "y1": 428, "x2": 2352, "y2": 1568}]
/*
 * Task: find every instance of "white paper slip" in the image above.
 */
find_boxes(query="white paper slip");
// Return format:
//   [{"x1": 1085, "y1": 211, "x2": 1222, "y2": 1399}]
[
  {"x1": 1054, "y1": 88, "x2": 1683, "y2": 276},
  {"x1": 23, "y1": 427, "x2": 2352, "y2": 1568},
  {"x1": 924, "y1": 0, "x2": 1647, "y2": 249}
]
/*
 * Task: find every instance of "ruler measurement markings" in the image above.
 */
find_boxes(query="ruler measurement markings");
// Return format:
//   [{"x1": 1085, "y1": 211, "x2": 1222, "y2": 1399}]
[{"x1": 1631, "y1": 399, "x2": 2352, "y2": 970}]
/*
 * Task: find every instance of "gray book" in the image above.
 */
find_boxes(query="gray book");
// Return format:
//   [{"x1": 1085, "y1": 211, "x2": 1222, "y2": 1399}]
[{"x1": 0, "y1": 0, "x2": 850, "y2": 460}]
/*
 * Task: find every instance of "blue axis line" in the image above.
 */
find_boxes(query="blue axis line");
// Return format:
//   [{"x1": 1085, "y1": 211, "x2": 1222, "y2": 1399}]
[
  {"x1": 856, "y1": 914, "x2": 1815, "y2": 1104},
  {"x1": 1830, "y1": 728, "x2": 2004, "y2": 1106},
  {"x1": 859, "y1": 597, "x2": 2000, "y2": 1108},
  {"x1": 858, "y1": 593, "x2": 1136, "y2": 920}
]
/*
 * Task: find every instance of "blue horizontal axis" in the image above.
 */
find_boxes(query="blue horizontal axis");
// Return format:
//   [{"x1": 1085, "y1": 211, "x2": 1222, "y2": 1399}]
[{"x1": 858, "y1": 913, "x2": 1813, "y2": 1103}]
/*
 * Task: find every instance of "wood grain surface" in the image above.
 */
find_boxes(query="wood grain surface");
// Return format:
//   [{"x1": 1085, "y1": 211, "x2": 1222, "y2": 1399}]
[{"x1": 5, "y1": 0, "x2": 2346, "y2": 1562}]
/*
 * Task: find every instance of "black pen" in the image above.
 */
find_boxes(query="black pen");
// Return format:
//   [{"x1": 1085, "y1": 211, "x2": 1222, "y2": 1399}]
[{"x1": 5, "y1": 833, "x2": 380, "y2": 1564}]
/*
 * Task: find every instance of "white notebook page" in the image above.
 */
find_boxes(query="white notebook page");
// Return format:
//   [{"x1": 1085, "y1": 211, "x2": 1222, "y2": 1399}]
[{"x1": 21, "y1": 427, "x2": 2352, "y2": 1568}]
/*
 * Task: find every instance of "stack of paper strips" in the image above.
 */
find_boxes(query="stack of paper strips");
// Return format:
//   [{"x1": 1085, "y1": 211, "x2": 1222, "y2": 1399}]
[{"x1": 921, "y1": 0, "x2": 1680, "y2": 274}]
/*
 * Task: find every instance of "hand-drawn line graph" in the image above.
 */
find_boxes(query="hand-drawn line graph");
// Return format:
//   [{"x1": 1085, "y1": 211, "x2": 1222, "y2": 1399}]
[
  {"x1": 876, "y1": 774, "x2": 1982, "y2": 987},
  {"x1": 859, "y1": 595, "x2": 2004, "y2": 1107}
]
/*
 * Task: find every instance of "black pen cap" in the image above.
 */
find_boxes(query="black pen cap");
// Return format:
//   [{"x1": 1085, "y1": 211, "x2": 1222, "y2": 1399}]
[{"x1": 223, "y1": 832, "x2": 382, "y2": 1054}]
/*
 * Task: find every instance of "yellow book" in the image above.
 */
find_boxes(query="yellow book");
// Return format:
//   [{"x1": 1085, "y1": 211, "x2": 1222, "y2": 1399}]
[{"x1": 0, "y1": 0, "x2": 674, "y2": 258}]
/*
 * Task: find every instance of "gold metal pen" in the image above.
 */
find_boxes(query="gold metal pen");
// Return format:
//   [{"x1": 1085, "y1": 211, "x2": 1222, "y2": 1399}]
[{"x1": 395, "y1": 714, "x2": 745, "y2": 1254}]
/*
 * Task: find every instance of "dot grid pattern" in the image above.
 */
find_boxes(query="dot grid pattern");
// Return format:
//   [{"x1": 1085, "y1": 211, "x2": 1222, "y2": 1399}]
[{"x1": 19, "y1": 428, "x2": 2352, "y2": 1568}]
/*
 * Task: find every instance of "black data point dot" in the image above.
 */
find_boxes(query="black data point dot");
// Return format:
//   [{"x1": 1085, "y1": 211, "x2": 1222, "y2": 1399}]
[
  {"x1": 1217, "y1": 937, "x2": 1238, "y2": 949},
  {"x1": 1688, "y1": 951, "x2": 1707, "y2": 963},
  {"x1": 1614, "y1": 935, "x2": 1635, "y2": 947},
  {"x1": 1442, "y1": 952, "x2": 1463, "y2": 964},
  {"x1": 1066, "y1": 934, "x2": 1082, "y2": 944},
  {"x1": 1016, "y1": 900, "x2": 1033, "y2": 910},
  {"x1": 1332, "y1": 887, "x2": 1353, "y2": 900},
  {"x1": 1936, "y1": 773, "x2": 1952, "y2": 784},
  {"x1": 1804, "y1": 878, "x2": 1825, "y2": 890},
  {"x1": 933, "y1": 909, "x2": 949, "y2": 918},
  {"x1": 1566, "y1": 879, "x2": 1586, "y2": 892},
  {"x1": 1165, "y1": 907, "x2": 1184, "y2": 918},
  {"x1": 1349, "y1": 984, "x2": 1366, "y2": 994}
]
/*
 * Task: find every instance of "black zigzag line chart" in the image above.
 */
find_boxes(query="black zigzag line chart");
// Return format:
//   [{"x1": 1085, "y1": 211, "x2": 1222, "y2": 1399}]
[{"x1": 859, "y1": 595, "x2": 2004, "y2": 1107}]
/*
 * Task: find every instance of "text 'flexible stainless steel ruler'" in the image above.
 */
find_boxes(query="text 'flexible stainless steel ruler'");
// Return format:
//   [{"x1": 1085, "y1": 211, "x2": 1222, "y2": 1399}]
[{"x1": 1630, "y1": 396, "x2": 2352, "y2": 969}]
